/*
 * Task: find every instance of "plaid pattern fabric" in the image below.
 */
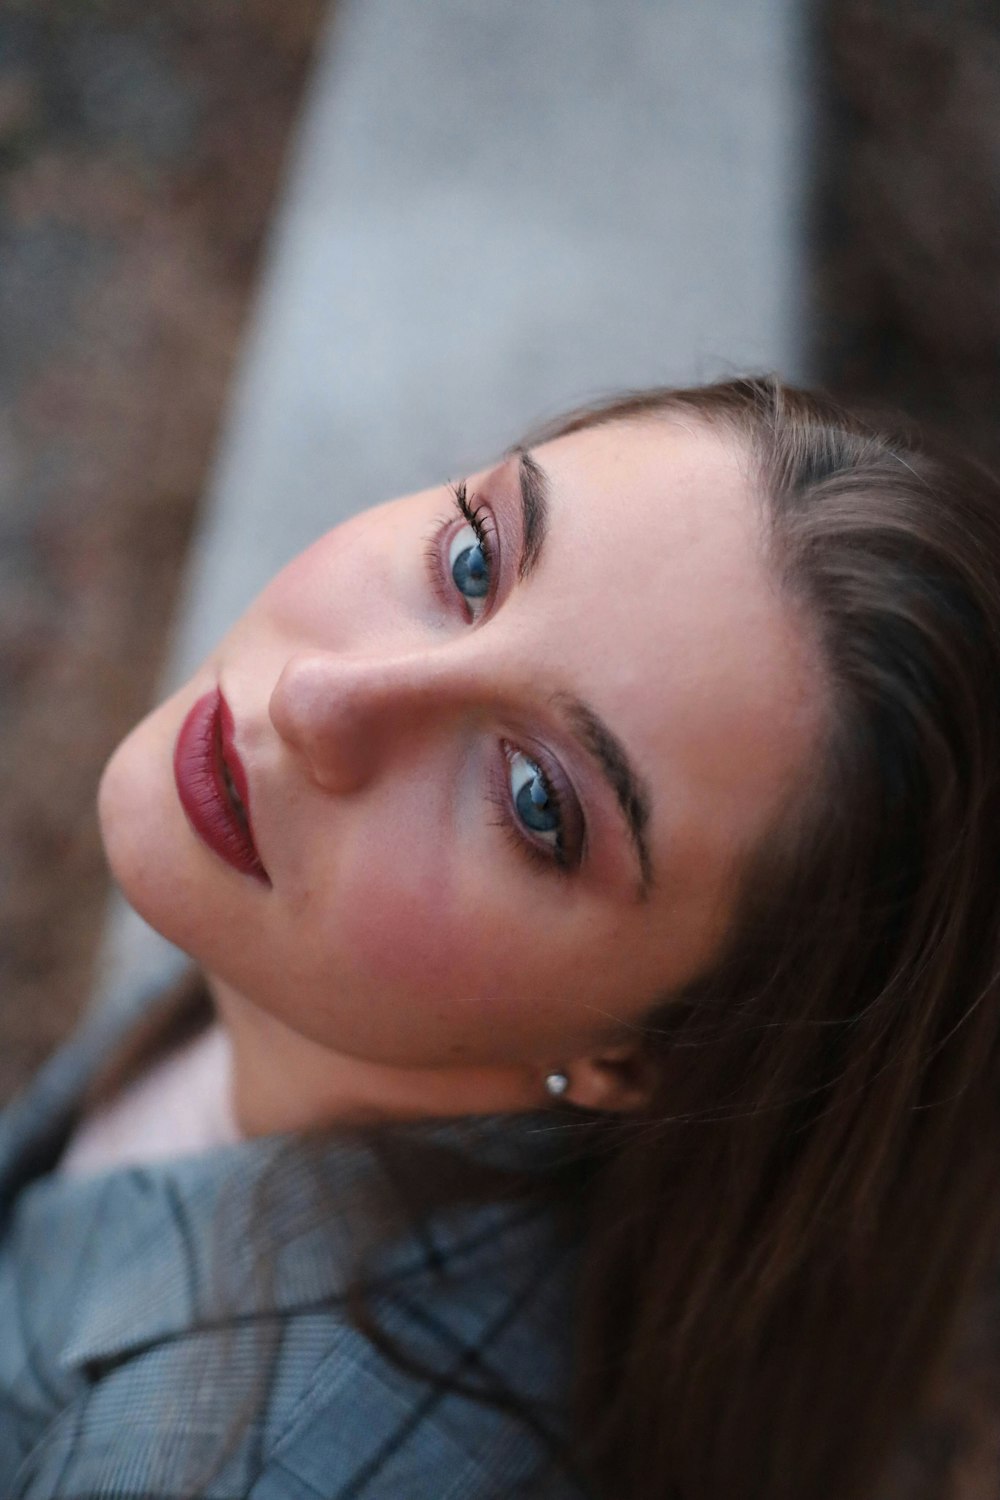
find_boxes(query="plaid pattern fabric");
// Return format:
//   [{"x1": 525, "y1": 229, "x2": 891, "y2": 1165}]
[{"x1": 0, "y1": 978, "x2": 589, "y2": 1498}]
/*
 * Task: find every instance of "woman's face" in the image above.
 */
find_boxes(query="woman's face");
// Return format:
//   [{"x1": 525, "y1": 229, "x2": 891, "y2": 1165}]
[{"x1": 100, "y1": 418, "x2": 820, "y2": 1086}]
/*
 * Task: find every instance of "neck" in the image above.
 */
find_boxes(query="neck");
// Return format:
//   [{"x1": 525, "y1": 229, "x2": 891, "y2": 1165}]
[{"x1": 207, "y1": 975, "x2": 542, "y2": 1136}]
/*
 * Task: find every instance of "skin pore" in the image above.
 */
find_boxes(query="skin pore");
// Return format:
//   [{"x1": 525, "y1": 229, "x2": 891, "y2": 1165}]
[{"x1": 98, "y1": 418, "x2": 824, "y2": 1135}]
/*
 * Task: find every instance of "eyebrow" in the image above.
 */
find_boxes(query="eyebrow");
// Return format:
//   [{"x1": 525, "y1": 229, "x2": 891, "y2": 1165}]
[
  {"x1": 501, "y1": 450, "x2": 654, "y2": 894},
  {"x1": 560, "y1": 694, "x2": 655, "y2": 897},
  {"x1": 512, "y1": 447, "x2": 549, "y2": 580}
]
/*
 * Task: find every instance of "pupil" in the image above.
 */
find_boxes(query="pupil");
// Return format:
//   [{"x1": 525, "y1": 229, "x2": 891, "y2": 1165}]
[{"x1": 453, "y1": 543, "x2": 489, "y2": 598}]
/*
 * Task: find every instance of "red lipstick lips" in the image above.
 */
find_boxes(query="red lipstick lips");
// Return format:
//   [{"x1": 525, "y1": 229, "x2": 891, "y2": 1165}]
[{"x1": 174, "y1": 689, "x2": 270, "y2": 885}]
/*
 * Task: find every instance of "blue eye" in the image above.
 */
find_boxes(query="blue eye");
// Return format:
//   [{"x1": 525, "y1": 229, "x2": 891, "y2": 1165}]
[
  {"x1": 495, "y1": 740, "x2": 585, "y2": 874},
  {"x1": 508, "y1": 750, "x2": 561, "y2": 849},
  {"x1": 448, "y1": 524, "x2": 491, "y2": 615}
]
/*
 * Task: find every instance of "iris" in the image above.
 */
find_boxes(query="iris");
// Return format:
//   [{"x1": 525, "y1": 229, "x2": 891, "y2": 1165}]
[
  {"x1": 451, "y1": 533, "x2": 489, "y2": 600},
  {"x1": 511, "y1": 752, "x2": 559, "y2": 836}
]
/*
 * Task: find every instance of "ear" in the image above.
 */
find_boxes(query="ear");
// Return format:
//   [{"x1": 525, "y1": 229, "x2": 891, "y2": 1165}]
[{"x1": 559, "y1": 1041, "x2": 657, "y2": 1114}]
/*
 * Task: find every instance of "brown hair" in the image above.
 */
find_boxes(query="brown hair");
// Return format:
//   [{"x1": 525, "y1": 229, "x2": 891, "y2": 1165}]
[
  {"x1": 97, "y1": 377, "x2": 1000, "y2": 1500},
  {"x1": 543, "y1": 377, "x2": 1000, "y2": 1500}
]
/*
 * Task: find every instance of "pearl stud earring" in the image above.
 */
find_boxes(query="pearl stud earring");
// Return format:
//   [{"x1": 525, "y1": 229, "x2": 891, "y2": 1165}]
[{"x1": 544, "y1": 1070, "x2": 570, "y2": 1098}]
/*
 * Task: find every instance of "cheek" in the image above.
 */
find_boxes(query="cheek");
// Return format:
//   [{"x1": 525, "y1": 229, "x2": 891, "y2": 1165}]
[
  {"x1": 250, "y1": 517, "x2": 376, "y2": 642},
  {"x1": 258, "y1": 538, "x2": 354, "y2": 638},
  {"x1": 332, "y1": 849, "x2": 469, "y2": 998},
  {"x1": 318, "y1": 856, "x2": 624, "y2": 1060},
  {"x1": 293, "y1": 829, "x2": 564, "y2": 1057},
  {"x1": 248, "y1": 499, "x2": 417, "y2": 649}
]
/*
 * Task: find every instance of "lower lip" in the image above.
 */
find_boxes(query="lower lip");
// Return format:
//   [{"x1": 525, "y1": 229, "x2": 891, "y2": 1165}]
[{"x1": 173, "y1": 689, "x2": 270, "y2": 885}]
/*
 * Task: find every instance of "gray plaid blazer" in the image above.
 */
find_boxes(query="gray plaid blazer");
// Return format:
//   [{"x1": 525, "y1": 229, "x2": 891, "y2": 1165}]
[{"x1": 0, "y1": 978, "x2": 591, "y2": 1498}]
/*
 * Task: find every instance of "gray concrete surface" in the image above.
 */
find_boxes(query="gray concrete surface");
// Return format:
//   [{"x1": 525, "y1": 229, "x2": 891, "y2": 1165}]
[{"x1": 97, "y1": 0, "x2": 811, "y2": 1006}]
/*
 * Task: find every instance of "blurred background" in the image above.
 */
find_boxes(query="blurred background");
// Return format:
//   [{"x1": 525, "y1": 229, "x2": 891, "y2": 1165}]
[
  {"x1": 0, "y1": 0, "x2": 323, "y2": 1090},
  {"x1": 0, "y1": 1, "x2": 998, "y2": 1488}
]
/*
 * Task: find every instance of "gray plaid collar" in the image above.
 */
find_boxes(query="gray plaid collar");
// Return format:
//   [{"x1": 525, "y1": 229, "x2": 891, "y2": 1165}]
[{"x1": 0, "y1": 967, "x2": 593, "y2": 1374}]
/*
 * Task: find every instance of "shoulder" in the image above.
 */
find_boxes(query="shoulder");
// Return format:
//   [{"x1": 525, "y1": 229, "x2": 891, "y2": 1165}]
[
  {"x1": 5, "y1": 1145, "x2": 588, "y2": 1498},
  {"x1": 255, "y1": 1289, "x2": 588, "y2": 1499},
  {"x1": 11, "y1": 1238, "x2": 586, "y2": 1499},
  {"x1": 257, "y1": 1179, "x2": 586, "y2": 1497}
]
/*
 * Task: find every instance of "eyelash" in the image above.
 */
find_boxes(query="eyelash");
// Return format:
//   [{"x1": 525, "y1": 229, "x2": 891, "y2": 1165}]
[
  {"x1": 423, "y1": 480, "x2": 577, "y2": 877},
  {"x1": 452, "y1": 479, "x2": 493, "y2": 560}
]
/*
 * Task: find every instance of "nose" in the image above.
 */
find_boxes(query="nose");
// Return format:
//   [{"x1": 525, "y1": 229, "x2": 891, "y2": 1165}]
[{"x1": 268, "y1": 646, "x2": 499, "y2": 794}]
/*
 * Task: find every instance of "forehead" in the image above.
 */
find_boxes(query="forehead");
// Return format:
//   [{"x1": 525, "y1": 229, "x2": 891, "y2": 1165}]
[
  {"x1": 528, "y1": 417, "x2": 822, "y2": 966},
  {"x1": 535, "y1": 413, "x2": 760, "y2": 570}
]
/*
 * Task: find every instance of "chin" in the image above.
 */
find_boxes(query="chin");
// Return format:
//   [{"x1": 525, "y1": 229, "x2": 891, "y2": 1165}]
[{"x1": 98, "y1": 699, "x2": 207, "y2": 953}]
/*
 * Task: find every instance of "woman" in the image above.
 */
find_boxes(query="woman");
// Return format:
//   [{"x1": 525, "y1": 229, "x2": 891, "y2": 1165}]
[{"x1": 2, "y1": 375, "x2": 999, "y2": 1500}]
